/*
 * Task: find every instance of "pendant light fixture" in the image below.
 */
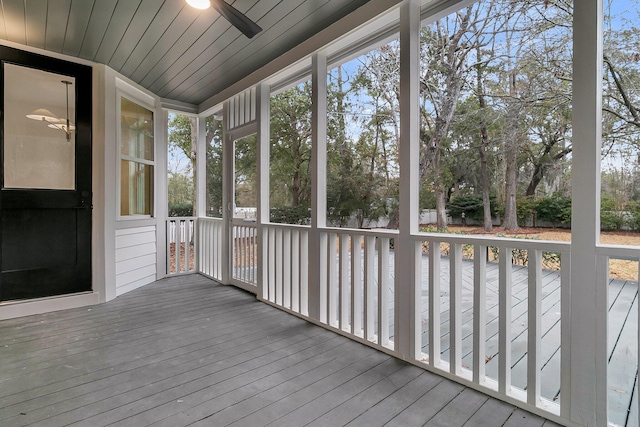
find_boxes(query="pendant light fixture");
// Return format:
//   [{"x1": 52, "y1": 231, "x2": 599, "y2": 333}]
[{"x1": 26, "y1": 80, "x2": 74, "y2": 141}]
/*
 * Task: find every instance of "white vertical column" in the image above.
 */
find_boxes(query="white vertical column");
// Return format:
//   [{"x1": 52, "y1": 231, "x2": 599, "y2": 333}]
[
  {"x1": 527, "y1": 249, "x2": 542, "y2": 406},
  {"x1": 571, "y1": 1, "x2": 605, "y2": 425},
  {"x1": 196, "y1": 116, "x2": 207, "y2": 218},
  {"x1": 221, "y1": 101, "x2": 233, "y2": 285},
  {"x1": 395, "y1": 0, "x2": 421, "y2": 360},
  {"x1": 195, "y1": 116, "x2": 206, "y2": 274},
  {"x1": 429, "y1": 241, "x2": 441, "y2": 367},
  {"x1": 473, "y1": 244, "x2": 487, "y2": 384},
  {"x1": 157, "y1": 109, "x2": 169, "y2": 278},
  {"x1": 498, "y1": 246, "x2": 512, "y2": 395},
  {"x1": 308, "y1": 52, "x2": 328, "y2": 322},
  {"x1": 256, "y1": 83, "x2": 270, "y2": 301}
]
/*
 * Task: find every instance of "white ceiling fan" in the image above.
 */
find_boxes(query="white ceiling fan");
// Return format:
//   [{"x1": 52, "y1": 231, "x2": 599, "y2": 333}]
[{"x1": 186, "y1": 0, "x2": 263, "y2": 39}]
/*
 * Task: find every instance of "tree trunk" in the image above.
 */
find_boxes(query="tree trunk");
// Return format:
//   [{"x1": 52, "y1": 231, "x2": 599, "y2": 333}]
[
  {"x1": 436, "y1": 188, "x2": 447, "y2": 230},
  {"x1": 479, "y1": 147, "x2": 492, "y2": 231},
  {"x1": 525, "y1": 163, "x2": 544, "y2": 197},
  {"x1": 433, "y1": 148, "x2": 448, "y2": 230},
  {"x1": 502, "y1": 68, "x2": 519, "y2": 230},
  {"x1": 476, "y1": 48, "x2": 492, "y2": 232}
]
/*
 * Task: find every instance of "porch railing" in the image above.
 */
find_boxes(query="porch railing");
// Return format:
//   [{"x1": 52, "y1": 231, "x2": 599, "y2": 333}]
[
  {"x1": 182, "y1": 219, "x2": 639, "y2": 426},
  {"x1": 263, "y1": 223, "x2": 310, "y2": 316},
  {"x1": 231, "y1": 219, "x2": 258, "y2": 289},
  {"x1": 413, "y1": 234, "x2": 570, "y2": 418},
  {"x1": 166, "y1": 217, "x2": 196, "y2": 275},
  {"x1": 596, "y1": 244, "x2": 640, "y2": 427},
  {"x1": 319, "y1": 228, "x2": 397, "y2": 352},
  {"x1": 197, "y1": 217, "x2": 224, "y2": 281}
]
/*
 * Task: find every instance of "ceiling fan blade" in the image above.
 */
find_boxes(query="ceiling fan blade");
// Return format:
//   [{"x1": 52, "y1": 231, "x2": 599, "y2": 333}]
[{"x1": 211, "y1": 0, "x2": 262, "y2": 39}]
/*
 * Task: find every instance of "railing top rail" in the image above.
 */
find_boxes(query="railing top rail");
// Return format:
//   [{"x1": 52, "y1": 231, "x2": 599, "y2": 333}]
[
  {"x1": 263, "y1": 222, "x2": 311, "y2": 231},
  {"x1": 321, "y1": 227, "x2": 400, "y2": 238},
  {"x1": 596, "y1": 243, "x2": 640, "y2": 260},
  {"x1": 413, "y1": 232, "x2": 571, "y2": 253},
  {"x1": 198, "y1": 216, "x2": 223, "y2": 222},
  {"x1": 167, "y1": 216, "x2": 197, "y2": 221},
  {"x1": 232, "y1": 218, "x2": 258, "y2": 226}
]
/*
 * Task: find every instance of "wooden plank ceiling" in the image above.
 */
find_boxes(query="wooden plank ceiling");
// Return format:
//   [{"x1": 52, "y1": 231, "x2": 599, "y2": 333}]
[{"x1": 0, "y1": 0, "x2": 370, "y2": 106}]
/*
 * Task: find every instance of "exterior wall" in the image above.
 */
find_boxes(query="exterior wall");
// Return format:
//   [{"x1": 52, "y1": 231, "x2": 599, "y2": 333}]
[
  {"x1": 115, "y1": 226, "x2": 157, "y2": 295},
  {"x1": 0, "y1": 44, "x2": 166, "y2": 320},
  {"x1": 104, "y1": 68, "x2": 165, "y2": 301}
]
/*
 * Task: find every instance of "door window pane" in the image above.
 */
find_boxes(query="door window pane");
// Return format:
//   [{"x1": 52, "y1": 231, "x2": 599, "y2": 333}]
[{"x1": 3, "y1": 63, "x2": 75, "y2": 190}]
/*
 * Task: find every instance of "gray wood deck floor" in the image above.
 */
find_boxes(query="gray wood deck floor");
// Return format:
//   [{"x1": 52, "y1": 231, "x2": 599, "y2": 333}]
[{"x1": 0, "y1": 274, "x2": 561, "y2": 427}]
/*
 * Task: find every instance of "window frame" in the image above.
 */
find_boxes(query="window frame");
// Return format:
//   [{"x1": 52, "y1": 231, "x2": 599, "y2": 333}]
[{"x1": 117, "y1": 89, "x2": 156, "y2": 220}]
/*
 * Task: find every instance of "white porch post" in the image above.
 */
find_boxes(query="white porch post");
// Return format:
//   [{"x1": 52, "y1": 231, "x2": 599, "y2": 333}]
[
  {"x1": 221, "y1": 102, "x2": 233, "y2": 285},
  {"x1": 256, "y1": 83, "x2": 270, "y2": 301},
  {"x1": 395, "y1": 0, "x2": 421, "y2": 360},
  {"x1": 308, "y1": 52, "x2": 328, "y2": 322},
  {"x1": 570, "y1": 0, "x2": 605, "y2": 425},
  {"x1": 196, "y1": 116, "x2": 207, "y2": 218},
  {"x1": 195, "y1": 116, "x2": 206, "y2": 274}
]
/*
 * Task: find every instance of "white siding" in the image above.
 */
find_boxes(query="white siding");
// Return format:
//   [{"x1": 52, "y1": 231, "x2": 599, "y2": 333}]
[{"x1": 115, "y1": 225, "x2": 156, "y2": 296}]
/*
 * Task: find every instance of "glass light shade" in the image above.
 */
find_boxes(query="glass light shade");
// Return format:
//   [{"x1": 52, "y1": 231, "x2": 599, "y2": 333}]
[
  {"x1": 186, "y1": 0, "x2": 210, "y2": 9},
  {"x1": 26, "y1": 108, "x2": 58, "y2": 122},
  {"x1": 48, "y1": 121, "x2": 75, "y2": 132}
]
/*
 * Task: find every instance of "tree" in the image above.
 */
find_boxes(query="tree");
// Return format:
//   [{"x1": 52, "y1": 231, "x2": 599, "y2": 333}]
[
  {"x1": 270, "y1": 83, "x2": 312, "y2": 209},
  {"x1": 205, "y1": 116, "x2": 223, "y2": 217},
  {"x1": 168, "y1": 113, "x2": 197, "y2": 215}
]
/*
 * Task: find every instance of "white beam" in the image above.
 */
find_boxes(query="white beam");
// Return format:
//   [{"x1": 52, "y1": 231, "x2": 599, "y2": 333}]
[
  {"x1": 395, "y1": 0, "x2": 421, "y2": 360},
  {"x1": 570, "y1": 0, "x2": 605, "y2": 425},
  {"x1": 221, "y1": 102, "x2": 233, "y2": 285},
  {"x1": 256, "y1": 83, "x2": 270, "y2": 301},
  {"x1": 308, "y1": 52, "x2": 328, "y2": 322},
  {"x1": 196, "y1": 116, "x2": 206, "y2": 218}
]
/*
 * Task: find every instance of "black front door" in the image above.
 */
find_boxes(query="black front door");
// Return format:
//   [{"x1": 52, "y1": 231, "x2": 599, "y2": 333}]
[{"x1": 0, "y1": 47, "x2": 92, "y2": 302}]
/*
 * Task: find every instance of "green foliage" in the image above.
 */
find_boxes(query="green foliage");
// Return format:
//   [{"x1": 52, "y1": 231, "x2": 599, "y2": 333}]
[
  {"x1": 270, "y1": 206, "x2": 311, "y2": 225},
  {"x1": 625, "y1": 200, "x2": 640, "y2": 231},
  {"x1": 516, "y1": 196, "x2": 537, "y2": 225},
  {"x1": 600, "y1": 210, "x2": 625, "y2": 231},
  {"x1": 205, "y1": 116, "x2": 223, "y2": 217},
  {"x1": 269, "y1": 83, "x2": 312, "y2": 208},
  {"x1": 168, "y1": 114, "x2": 195, "y2": 160},
  {"x1": 168, "y1": 172, "x2": 193, "y2": 207},
  {"x1": 447, "y1": 195, "x2": 496, "y2": 222},
  {"x1": 534, "y1": 193, "x2": 571, "y2": 225},
  {"x1": 168, "y1": 203, "x2": 194, "y2": 217},
  {"x1": 447, "y1": 195, "x2": 483, "y2": 221},
  {"x1": 600, "y1": 194, "x2": 625, "y2": 231}
]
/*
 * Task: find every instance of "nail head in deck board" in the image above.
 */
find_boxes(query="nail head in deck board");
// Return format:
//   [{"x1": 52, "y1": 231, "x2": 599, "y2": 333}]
[
  {"x1": 502, "y1": 408, "x2": 555, "y2": 427},
  {"x1": 0, "y1": 275, "x2": 561, "y2": 427}
]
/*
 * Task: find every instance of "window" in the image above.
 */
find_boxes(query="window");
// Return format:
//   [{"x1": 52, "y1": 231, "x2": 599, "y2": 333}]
[
  {"x1": 119, "y1": 95, "x2": 154, "y2": 217},
  {"x1": 3, "y1": 64, "x2": 76, "y2": 190}
]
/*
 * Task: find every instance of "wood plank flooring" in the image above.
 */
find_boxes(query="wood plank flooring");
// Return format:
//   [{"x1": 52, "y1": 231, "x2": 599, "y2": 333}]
[{"x1": 0, "y1": 275, "x2": 561, "y2": 427}]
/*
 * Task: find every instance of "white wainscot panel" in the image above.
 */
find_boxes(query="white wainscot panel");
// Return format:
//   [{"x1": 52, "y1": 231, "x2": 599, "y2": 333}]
[{"x1": 115, "y1": 226, "x2": 157, "y2": 296}]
